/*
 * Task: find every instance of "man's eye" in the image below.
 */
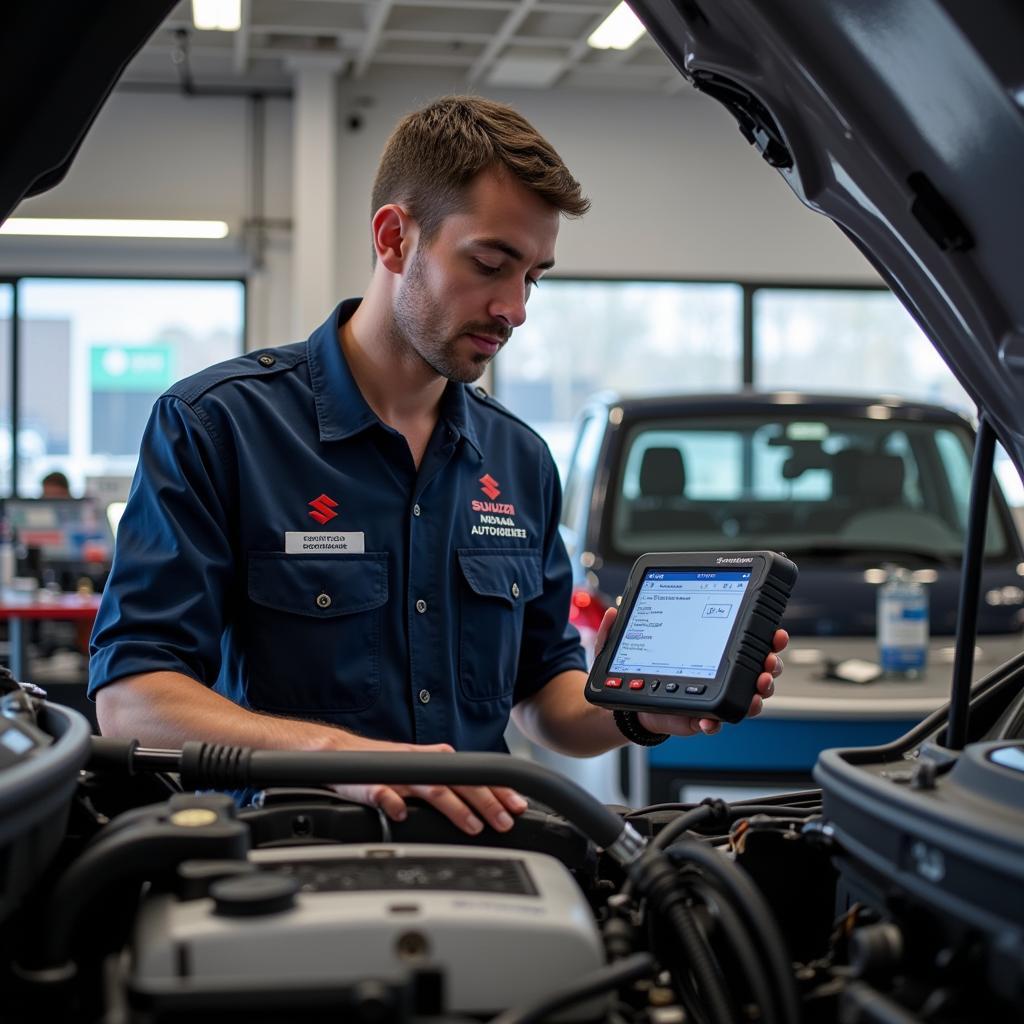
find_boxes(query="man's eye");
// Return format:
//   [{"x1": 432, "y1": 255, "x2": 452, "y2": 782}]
[{"x1": 474, "y1": 260, "x2": 500, "y2": 275}]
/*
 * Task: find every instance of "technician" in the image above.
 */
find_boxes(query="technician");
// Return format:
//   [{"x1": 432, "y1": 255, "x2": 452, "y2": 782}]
[{"x1": 90, "y1": 96, "x2": 786, "y2": 836}]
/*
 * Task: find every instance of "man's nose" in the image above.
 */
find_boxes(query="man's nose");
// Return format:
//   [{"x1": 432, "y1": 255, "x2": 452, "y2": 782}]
[{"x1": 488, "y1": 281, "x2": 528, "y2": 330}]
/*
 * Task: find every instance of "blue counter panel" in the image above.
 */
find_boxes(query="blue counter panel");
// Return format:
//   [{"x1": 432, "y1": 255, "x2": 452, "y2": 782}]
[{"x1": 648, "y1": 717, "x2": 921, "y2": 772}]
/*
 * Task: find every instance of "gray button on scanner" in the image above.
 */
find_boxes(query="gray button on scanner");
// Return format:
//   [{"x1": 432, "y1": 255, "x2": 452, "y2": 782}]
[
  {"x1": 315, "y1": 593, "x2": 331, "y2": 609},
  {"x1": 415, "y1": 599, "x2": 427, "y2": 614},
  {"x1": 418, "y1": 689, "x2": 431, "y2": 704}
]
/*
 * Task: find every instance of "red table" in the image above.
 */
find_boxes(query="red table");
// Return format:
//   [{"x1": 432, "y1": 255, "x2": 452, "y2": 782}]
[{"x1": 0, "y1": 592, "x2": 102, "y2": 682}]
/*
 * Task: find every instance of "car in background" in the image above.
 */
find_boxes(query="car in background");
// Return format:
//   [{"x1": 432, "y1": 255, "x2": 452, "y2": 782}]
[
  {"x1": 562, "y1": 391, "x2": 1024, "y2": 642},
  {"x1": 559, "y1": 392, "x2": 1024, "y2": 800}
]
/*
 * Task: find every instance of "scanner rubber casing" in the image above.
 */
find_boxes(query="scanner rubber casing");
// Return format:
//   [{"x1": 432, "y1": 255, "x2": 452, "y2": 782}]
[{"x1": 585, "y1": 550, "x2": 798, "y2": 724}]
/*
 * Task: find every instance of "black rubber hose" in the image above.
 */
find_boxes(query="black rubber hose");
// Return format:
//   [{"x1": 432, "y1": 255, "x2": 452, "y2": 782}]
[
  {"x1": 650, "y1": 800, "x2": 730, "y2": 851},
  {"x1": 663, "y1": 900, "x2": 735, "y2": 1024},
  {"x1": 664, "y1": 839, "x2": 801, "y2": 1023},
  {"x1": 629, "y1": 849, "x2": 735, "y2": 1024},
  {"x1": 177, "y1": 744, "x2": 636, "y2": 855},
  {"x1": 488, "y1": 952, "x2": 656, "y2": 1024},
  {"x1": 688, "y1": 877, "x2": 779, "y2": 1024}
]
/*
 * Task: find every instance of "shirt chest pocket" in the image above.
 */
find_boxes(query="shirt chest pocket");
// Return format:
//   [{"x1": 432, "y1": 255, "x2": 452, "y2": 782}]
[
  {"x1": 244, "y1": 552, "x2": 389, "y2": 715},
  {"x1": 456, "y1": 547, "x2": 542, "y2": 702}
]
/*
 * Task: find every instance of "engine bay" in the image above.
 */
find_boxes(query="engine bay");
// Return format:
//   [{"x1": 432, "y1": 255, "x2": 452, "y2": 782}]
[{"x1": 4, "y1": 658, "x2": 1024, "y2": 1024}]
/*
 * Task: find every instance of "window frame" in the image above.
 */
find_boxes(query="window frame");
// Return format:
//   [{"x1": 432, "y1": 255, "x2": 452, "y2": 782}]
[{"x1": 1, "y1": 272, "x2": 246, "y2": 496}]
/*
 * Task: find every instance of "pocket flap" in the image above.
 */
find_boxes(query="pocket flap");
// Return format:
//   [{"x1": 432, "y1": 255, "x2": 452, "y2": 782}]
[
  {"x1": 456, "y1": 548, "x2": 542, "y2": 606},
  {"x1": 248, "y1": 553, "x2": 388, "y2": 618}
]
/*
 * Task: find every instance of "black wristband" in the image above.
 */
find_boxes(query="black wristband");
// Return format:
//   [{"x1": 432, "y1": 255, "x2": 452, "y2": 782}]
[{"x1": 613, "y1": 709, "x2": 669, "y2": 747}]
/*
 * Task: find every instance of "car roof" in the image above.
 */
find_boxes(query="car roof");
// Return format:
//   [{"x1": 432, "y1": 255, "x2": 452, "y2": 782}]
[{"x1": 582, "y1": 391, "x2": 974, "y2": 427}]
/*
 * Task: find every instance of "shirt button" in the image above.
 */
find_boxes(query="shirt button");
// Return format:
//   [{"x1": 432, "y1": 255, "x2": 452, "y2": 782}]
[
  {"x1": 413, "y1": 504, "x2": 421, "y2": 517},
  {"x1": 257, "y1": 354, "x2": 275, "y2": 367},
  {"x1": 418, "y1": 689, "x2": 431, "y2": 704},
  {"x1": 316, "y1": 593, "x2": 331, "y2": 609},
  {"x1": 415, "y1": 598, "x2": 427, "y2": 614},
  {"x1": 511, "y1": 582, "x2": 520, "y2": 599}
]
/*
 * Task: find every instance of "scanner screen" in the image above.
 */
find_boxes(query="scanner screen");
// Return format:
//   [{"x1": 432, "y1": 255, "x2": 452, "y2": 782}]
[{"x1": 609, "y1": 570, "x2": 750, "y2": 679}]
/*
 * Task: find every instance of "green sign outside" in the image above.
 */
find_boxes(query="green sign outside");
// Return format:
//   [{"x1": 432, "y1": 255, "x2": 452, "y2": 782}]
[{"x1": 91, "y1": 346, "x2": 174, "y2": 391}]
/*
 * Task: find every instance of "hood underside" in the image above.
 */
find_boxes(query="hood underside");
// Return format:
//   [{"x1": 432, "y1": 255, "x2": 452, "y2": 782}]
[{"x1": 631, "y1": 0, "x2": 1024, "y2": 474}]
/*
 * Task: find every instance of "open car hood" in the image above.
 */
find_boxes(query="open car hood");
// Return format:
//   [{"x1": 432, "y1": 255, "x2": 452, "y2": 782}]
[
  {"x1": 0, "y1": 1, "x2": 177, "y2": 223},
  {"x1": 631, "y1": 0, "x2": 1024, "y2": 475}
]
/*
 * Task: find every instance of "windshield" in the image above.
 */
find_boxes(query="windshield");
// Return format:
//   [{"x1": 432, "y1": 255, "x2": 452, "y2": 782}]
[{"x1": 609, "y1": 415, "x2": 1013, "y2": 562}]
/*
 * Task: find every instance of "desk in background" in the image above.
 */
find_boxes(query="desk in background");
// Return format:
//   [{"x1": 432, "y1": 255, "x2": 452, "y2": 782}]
[
  {"x1": 633, "y1": 633, "x2": 1024, "y2": 804},
  {"x1": 0, "y1": 591, "x2": 102, "y2": 683}
]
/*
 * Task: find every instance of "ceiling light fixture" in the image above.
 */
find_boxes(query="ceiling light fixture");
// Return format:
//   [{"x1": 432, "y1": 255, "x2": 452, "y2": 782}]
[
  {"x1": 587, "y1": 2, "x2": 647, "y2": 51},
  {"x1": 0, "y1": 218, "x2": 230, "y2": 239},
  {"x1": 192, "y1": 0, "x2": 241, "y2": 32}
]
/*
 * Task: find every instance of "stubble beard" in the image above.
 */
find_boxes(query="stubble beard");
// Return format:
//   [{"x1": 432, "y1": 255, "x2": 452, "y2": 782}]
[{"x1": 392, "y1": 251, "x2": 504, "y2": 385}]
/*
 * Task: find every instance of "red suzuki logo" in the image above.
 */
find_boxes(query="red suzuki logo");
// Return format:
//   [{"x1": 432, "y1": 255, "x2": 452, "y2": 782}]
[
  {"x1": 308, "y1": 493, "x2": 338, "y2": 524},
  {"x1": 479, "y1": 474, "x2": 501, "y2": 500}
]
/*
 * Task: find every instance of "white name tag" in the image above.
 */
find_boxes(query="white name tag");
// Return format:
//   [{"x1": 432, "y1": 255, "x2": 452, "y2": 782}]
[{"x1": 284, "y1": 532, "x2": 365, "y2": 554}]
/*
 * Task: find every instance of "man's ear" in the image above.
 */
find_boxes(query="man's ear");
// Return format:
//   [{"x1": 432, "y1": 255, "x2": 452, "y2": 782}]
[{"x1": 372, "y1": 204, "x2": 417, "y2": 273}]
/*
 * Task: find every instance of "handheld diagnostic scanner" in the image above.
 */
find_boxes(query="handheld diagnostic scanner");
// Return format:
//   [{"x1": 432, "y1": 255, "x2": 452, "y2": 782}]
[{"x1": 585, "y1": 551, "x2": 798, "y2": 724}]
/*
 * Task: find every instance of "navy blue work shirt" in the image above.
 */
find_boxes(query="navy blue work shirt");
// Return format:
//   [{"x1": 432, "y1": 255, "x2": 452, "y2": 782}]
[{"x1": 89, "y1": 301, "x2": 586, "y2": 752}]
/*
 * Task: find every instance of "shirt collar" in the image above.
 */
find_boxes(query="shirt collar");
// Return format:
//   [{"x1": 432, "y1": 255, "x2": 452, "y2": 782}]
[{"x1": 306, "y1": 300, "x2": 483, "y2": 457}]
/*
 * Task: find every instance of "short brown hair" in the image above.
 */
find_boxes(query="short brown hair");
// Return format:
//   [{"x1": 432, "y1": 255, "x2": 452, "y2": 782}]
[{"x1": 371, "y1": 95, "x2": 590, "y2": 242}]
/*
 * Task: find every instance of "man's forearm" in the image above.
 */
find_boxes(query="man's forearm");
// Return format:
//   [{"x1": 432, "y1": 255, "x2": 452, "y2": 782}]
[
  {"x1": 95, "y1": 671, "x2": 362, "y2": 752},
  {"x1": 512, "y1": 669, "x2": 629, "y2": 757}
]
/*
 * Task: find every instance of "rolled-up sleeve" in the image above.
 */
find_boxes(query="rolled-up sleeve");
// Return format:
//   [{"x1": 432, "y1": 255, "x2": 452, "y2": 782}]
[
  {"x1": 89, "y1": 396, "x2": 236, "y2": 698},
  {"x1": 512, "y1": 455, "x2": 587, "y2": 704}
]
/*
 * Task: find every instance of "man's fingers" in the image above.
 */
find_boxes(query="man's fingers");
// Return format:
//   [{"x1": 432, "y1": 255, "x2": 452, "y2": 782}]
[
  {"x1": 334, "y1": 783, "x2": 409, "y2": 822},
  {"x1": 454, "y1": 786, "x2": 519, "y2": 832},
  {"x1": 494, "y1": 786, "x2": 529, "y2": 815},
  {"x1": 640, "y1": 712, "x2": 701, "y2": 737},
  {"x1": 593, "y1": 606, "x2": 618, "y2": 656},
  {"x1": 772, "y1": 629, "x2": 790, "y2": 653},
  {"x1": 411, "y1": 785, "x2": 485, "y2": 835}
]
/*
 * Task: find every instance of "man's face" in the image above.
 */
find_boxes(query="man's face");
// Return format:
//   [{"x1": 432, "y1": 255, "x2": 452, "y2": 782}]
[{"x1": 391, "y1": 169, "x2": 560, "y2": 384}]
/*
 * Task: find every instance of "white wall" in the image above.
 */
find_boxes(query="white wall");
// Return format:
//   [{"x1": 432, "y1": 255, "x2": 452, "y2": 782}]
[{"x1": 0, "y1": 69, "x2": 880, "y2": 348}]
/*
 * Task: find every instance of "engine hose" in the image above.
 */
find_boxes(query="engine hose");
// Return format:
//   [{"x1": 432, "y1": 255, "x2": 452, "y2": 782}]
[
  {"x1": 651, "y1": 799, "x2": 731, "y2": 851},
  {"x1": 665, "y1": 839, "x2": 801, "y2": 1023},
  {"x1": 688, "y1": 877, "x2": 779, "y2": 1024},
  {"x1": 629, "y1": 849, "x2": 735, "y2": 1024}
]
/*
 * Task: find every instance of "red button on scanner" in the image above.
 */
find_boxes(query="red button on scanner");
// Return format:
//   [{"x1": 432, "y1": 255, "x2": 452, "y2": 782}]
[
  {"x1": 604, "y1": 677, "x2": 623, "y2": 689},
  {"x1": 628, "y1": 679, "x2": 645, "y2": 690}
]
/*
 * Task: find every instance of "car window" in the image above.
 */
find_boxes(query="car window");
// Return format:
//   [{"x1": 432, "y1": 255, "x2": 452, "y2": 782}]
[{"x1": 609, "y1": 415, "x2": 1012, "y2": 562}]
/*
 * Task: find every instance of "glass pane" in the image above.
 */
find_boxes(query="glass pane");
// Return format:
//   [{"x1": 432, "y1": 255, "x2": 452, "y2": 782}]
[
  {"x1": 496, "y1": 280, "x2": 743, "y2": 475},
  {"x1": 0, "y1": 284, "x2": 11, "y2": 494},
  {"x1": 609, "y1": 414, "x2": 1007, "y2": 560},
  {"x1": 18, "y1": 279, "x2": 244, "y2": 498},
  {"x1": 753, "y1": 288, "x2": 972, "y2": 412}
]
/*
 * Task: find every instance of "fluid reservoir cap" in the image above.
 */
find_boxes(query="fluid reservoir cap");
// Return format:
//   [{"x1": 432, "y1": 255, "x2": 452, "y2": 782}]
[
  {"x1": 177, "y1": 859, "x2": 256, "y2": 901},
  {"x1": 210, "y1": 872, "x2": 299, "y2": 917}
]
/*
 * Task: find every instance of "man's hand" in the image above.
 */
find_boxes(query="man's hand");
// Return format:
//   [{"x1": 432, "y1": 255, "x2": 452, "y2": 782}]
[
  {"x1": 593, "y1": 607, "x2": 788, "y2": 739},
  {"x1": 325, "y1": 735, "x2": 529, "y2": 836}
]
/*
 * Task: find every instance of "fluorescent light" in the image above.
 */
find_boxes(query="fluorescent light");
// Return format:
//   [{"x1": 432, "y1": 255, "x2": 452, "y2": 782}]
[
  {"x1": 587, "y1": 2, "x2": 647, "y2": 51},
  {"x1": 0, "y1": 218, "x2": 230, "y2": 239},
  {"x1": 192, "y1": 0, "x2": 241, "y2": 32}
]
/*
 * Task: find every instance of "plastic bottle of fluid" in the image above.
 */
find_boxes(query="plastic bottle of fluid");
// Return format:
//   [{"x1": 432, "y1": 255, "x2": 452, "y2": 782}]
[{"x1": 877, "y1": 567, "x2": 929, "y2": 678}]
